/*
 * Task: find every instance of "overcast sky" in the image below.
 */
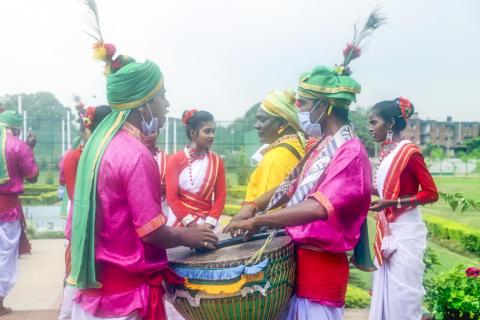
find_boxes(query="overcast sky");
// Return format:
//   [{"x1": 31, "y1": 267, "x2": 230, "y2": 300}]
[{"x1": 0, "y1": 0, "x2": 479, "y2": 121}]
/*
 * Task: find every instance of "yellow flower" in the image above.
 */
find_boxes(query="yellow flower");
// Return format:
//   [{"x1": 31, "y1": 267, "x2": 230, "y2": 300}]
[{"x1": 93, "y1": 44, "x2": 107, "y2": 61}]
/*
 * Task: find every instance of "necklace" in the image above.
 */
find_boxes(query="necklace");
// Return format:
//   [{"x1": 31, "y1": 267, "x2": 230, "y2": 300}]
[
  {"x1": 374, "y1": 141, "x2": 399, "y2": 189},
  {"x1": 185, "y1": 146, "x2": 207, "y2": 187}
]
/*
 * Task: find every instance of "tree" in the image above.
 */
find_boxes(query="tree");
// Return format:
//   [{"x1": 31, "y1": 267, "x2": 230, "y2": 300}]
[
  {"x1": 430, "y1": 147, "x2": 446, "y2": 174},
  {"x1": 350, "y1": 107, "x2": 375, "y2": 156},
  {"x1": 236, "y1": 148, "x2": 250, "y2": 186}
]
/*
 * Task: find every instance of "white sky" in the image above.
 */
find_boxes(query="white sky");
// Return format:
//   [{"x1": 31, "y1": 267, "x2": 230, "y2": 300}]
[{"x1": 0, "y1": 0, "x2": 479, "y2": 121}]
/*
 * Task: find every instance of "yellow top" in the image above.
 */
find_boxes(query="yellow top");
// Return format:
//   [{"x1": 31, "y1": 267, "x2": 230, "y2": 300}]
[{"x1": 245, "y1": 135, "x2": 305, "y2": 201}]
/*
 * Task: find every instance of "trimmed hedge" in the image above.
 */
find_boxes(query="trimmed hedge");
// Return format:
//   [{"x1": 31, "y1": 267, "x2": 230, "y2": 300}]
[
  {"x1": 423, "y1": 212, "x2": 480, "y2": 257},
  {"x1": 227, "y1": 186, "x2": 247, "y2": 200},
  {"x1": 345, "y1": 285, "x2": 371, "y2": 308},
  {"x1": 20, "y1": 191, "x2": 59, "y2": 205},
  {"x1": 23, "y1": 184, "x2": 58, "y2": 196},
  {"x1": 223, "y1": 204, "x2": 241, "y2": 217}
]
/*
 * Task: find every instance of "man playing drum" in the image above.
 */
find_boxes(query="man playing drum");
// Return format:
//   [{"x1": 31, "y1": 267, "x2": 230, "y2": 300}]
[{"x1": 225, "y1": 12, "x2": 386, "y2": 318}]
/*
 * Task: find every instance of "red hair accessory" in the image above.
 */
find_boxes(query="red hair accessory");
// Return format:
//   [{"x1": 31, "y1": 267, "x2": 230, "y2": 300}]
[
  {"x1": 84, "y1": 106, "x2": 96, "y2": 129},
  {"x1": 396, "y1": 97, "x2": 413, "y2": 121},
  {"x1": 182, "y1": 109, "x2": 198, "y2": 126}
]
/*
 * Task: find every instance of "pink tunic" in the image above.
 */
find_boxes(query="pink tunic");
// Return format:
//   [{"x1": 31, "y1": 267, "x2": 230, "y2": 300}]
[
  {"x1": 74, "y1": 129, "x2": 167, "y2": 318},
  {"x1": 0, "y1": 133, "x2": 38, "y2": 222},
  {"x1": 286, "y1": 138, "x2": 372, "y2": 253}
]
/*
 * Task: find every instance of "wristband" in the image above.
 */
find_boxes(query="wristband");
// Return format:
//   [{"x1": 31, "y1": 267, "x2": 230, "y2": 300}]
[{"x1": 396, "y1": 198, "x2": 402, "y2": 209}]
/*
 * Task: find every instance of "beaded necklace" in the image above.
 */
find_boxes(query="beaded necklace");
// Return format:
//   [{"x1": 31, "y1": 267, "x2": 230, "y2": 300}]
[
  {"x1": 373, "y1": 141, "x2": 399, "y2": 189},
  {"x1": 184, "y1": 146, "x2": 207, "y2": 187}
]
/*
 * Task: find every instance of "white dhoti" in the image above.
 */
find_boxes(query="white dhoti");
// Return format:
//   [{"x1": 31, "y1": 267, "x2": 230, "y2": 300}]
[
  {"x1": 369, "y1": 208, "x2": 427, "y2": 320},
  {"x1": 0, "y1": 220, "x2": 20, "y2": 298},
  {"x1": 71, "y1": 303, "x2": 140, "y2": 320},
  {"x1": 281, "y1": 295, "x2": 344, "y2": 320},
  {"x1": 58, "y1": 285, "x2": 77, "y2": 320}
]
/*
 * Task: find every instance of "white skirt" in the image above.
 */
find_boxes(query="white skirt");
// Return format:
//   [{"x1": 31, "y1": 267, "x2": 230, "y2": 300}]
[{"x1": 369, "y1": 208, "x2": 427, "y2": 320}]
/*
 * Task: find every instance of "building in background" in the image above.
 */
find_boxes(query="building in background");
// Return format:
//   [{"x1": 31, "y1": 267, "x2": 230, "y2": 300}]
[{"x1": 403, "y1": 114, "x2": 480, "y2": 155}]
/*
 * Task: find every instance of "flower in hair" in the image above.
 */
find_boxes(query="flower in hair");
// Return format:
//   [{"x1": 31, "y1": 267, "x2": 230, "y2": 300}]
[
  {"x1": 84, "y1": 106, "x2": 96, "y2": 129},
  {"x1": 182, "y1": 109, "x2": 198, "y2": 126},
  {"x1": 396, "y1": 97, "x2": 412, "y2": 120}
]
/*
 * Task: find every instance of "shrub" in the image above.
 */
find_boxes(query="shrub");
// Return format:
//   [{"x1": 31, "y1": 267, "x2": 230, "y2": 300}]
[
  {"x1": 227, "y1": 186, "x2": 247, "y2": 200},
  {"x1": 425, "y1": 265, "x2": 480, "y2": 320},
  {"x1": 345, "y1": 285, "x2": 371, "y2": 308},
  {"x1": 20, "y1": 191, "x2": 59, "y2": 205},
  {"x1": 23, "y1": 184, "x2": 58, "y2": 196},
  {"x1": 423, "y1": 213, "x2": 480, "y2": 257},
  {"x1": 223, "y1": 204, "x2": 241, "y2": 217}
]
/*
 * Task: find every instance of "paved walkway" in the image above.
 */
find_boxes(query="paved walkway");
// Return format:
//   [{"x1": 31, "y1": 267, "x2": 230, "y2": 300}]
[{"x1": 1, "y1": 238, "x2": 370, "y2": 319}]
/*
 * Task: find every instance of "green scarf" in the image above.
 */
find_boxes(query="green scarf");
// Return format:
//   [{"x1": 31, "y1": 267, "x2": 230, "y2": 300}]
[
  {"x1": 0, "y1": 111, "x2": 23, "y2": 184},
  {"x1": 68, "y1": 59, "x2": 164, "y2": 288}
]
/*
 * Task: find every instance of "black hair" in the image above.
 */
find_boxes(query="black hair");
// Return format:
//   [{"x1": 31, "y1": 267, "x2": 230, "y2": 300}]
[
  {"x1": 91, "y1": 105, "x2": 112, "y2": 132},
  {"x1": 370, "y1": 99, "x2": 415, "y2": 133},
  {"x1": 331, "y1": 105, "x2": 349, "y2": 123},
  {"x1": 183, "y1": 110, "x2": 214, "y2": 140}
]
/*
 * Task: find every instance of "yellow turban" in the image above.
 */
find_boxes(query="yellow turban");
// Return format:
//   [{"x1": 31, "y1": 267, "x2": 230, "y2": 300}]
[{"x1": 260, "y1": 89, "x2": 305, "y2": 146}]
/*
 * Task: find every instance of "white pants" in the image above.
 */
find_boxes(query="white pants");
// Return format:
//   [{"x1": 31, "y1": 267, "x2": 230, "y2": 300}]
[
  {"x1": 58, "y1": 285, "x2": 76, "y2": 320},
  {"x1": 71, "y1": 303, "x2": 140, "y2": 320},
  {"x1": 281, "y1": 295, "x2": 344, "y2": 320},
  {"x1": 369, "y1": 209, "x2": 427, "y2": 320},
  {"x1": 0, "y1": 220, "x2": 21, "y2": 298}
]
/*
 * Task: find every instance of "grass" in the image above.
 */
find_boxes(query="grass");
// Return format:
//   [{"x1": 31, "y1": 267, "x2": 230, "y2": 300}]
[{"x1": 422, "y1": 176, "x2": 480, "y2": 228}]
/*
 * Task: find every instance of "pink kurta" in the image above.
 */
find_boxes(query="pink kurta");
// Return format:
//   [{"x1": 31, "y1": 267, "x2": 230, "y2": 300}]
[
  {"x1": 286, "y1": 138, "x2": 372, "y2": 253},
  {"x1": 0, "y1": 133, "x2": 38, "y2": 222},
  {"x1": 74, "y1": 129, "x2": 167, "y2": 318}
]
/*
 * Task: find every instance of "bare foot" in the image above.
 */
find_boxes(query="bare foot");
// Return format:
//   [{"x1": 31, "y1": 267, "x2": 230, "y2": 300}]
[{"x1": 0, "y1": 306, "x2": 12, "y2": 317}]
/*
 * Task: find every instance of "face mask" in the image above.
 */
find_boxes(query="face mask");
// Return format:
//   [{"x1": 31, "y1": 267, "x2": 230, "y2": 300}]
[
  {"x1": 140, "y1": 104, "x2": 159, "y2": 136},
  {"x1": 298, "y1": 101, "x2": 325, "y2": 137}
]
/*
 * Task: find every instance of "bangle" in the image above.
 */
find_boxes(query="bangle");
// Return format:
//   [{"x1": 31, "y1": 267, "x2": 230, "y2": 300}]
[
  {"x1": 396, "y1": 198, "x2": 402, "y2": 209},
  {"x1": 241, "y1": 201, "x2": 257, "y2": 209},
  {"x1": 410, "y1": 196, "x2": 416, "y2": 207}
]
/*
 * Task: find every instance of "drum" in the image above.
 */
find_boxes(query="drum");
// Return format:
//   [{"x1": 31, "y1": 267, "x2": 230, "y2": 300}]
[{"x1": 166, "y1": 234, "x2": 295, "y2": 320}]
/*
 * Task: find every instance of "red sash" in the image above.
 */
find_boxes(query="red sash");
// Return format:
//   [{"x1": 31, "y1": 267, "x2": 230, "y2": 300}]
[
  {"x1": 374, "y1": 142, "x2": 421, "y2": 265},
  {"x1": 0, "y1": 194, "x2": 31, "y2": 255},
  {"x1": 295, "y1": 247, "x2": 349, "y2": 307},
  {"x1": 81, "y1": 263, "x2": 184, "y2": 319}
]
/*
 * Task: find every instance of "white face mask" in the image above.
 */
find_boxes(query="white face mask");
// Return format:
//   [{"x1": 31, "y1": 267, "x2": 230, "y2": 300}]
[
  {"x1": 298, "y1": 101, "x2": 325, "y2": 137},
  {"x1": 140, "y1": 104, "x2": 159, "y2": 136}
]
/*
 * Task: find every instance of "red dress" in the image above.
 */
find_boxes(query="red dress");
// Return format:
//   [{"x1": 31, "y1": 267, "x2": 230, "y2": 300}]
[{"x1": 165, "y1": 149, "x2": 226, "y2": 227}]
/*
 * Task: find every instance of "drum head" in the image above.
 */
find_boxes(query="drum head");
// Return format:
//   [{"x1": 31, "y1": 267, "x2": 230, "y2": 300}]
[{"x1": 167, "y1": 234, "x2": 292, "y2": 267}]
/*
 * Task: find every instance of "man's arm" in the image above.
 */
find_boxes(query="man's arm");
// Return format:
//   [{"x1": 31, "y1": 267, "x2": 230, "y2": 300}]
[{"x1": 142, "y1": 224, "x2": 218, "y2": 249}]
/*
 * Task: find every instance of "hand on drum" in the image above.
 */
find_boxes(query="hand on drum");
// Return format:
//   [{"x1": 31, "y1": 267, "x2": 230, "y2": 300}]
[
  {"x1": 182, "y1": 224, "x2": 218, "y2": 250},
  {"x1": 223, "y1": 217, "x2": 259, "y2": 241}
]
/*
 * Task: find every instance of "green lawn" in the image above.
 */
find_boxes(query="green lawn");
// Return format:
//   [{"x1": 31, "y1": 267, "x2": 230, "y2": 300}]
[{"x1": 423, "y1": 176, "x2": 480, "y2": 228}]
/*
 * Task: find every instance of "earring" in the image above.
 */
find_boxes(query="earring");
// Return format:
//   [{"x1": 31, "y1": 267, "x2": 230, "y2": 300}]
[
  {"x1": 385, "y1": 129, "x2": 393, "y2": 144},
  {"x1": 277, "y1": 126, "x2": 287, "y2": 134}
]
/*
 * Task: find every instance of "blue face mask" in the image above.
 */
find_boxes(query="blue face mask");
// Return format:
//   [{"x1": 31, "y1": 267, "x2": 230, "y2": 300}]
[
  {"x1": 140, "y1": 104, "x2": 159, "y2": 136},
  {"x1": 298, "y1": 101, "x2": 325, "y2": 137}
]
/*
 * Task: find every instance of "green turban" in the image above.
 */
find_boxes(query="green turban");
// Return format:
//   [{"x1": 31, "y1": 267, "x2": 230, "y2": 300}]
[
  {"x1": 0, "y1": 110, "x2": 23, "y2": 128},
  {"x1": 298, "y1": 66, "x2": 361, "y2": 109},
  {"x1": 107, "y1": 60, "x2": 164, "y2": 111}
]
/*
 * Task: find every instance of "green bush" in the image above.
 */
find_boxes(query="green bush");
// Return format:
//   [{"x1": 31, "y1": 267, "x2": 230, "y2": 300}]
[
  {"x1": 423, "y1": 213, "x2": 480, "y2": 257},
  {"x1": 23, "y1": 184, "x2": 58, "y2": 195},
  {"x1": 227, "y1": 186, "x2": 247, "y2": 200},
  {"x1": 425, "y1": 265, "x2": 480, "y2": 320},
  {"x1": 345, "y1": 285, "x2": 371, "y2": 308},
  {"x1": 33, "y1": 230, "x2": 65, "y2": 239},
  {"x1": 223, "y1": 204, "x2": 241, "y2": 217},
  {"x1": 20, "y1": 191, "x2": 59, "y2": 205}
]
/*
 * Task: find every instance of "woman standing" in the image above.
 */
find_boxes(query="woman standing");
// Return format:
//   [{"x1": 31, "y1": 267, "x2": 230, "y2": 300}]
[
  {"x1": 245, "y1": 89, "x2": 305, "y2": 202},
  {"x1": 165, "y1": 110, "x2": 226, "y2": 231},
  {"x1": 368, "y1": 97, "x2": 439, "y2": 320}
]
